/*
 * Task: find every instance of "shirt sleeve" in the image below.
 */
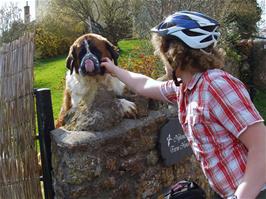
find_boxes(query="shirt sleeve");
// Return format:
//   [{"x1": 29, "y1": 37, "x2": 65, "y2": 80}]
[
  {"x1": 160, "y1": 80, "x2": 179, "y2": 104},
  {"x1": 208, "y1": 74, "x2": 264, "y2": 138}
]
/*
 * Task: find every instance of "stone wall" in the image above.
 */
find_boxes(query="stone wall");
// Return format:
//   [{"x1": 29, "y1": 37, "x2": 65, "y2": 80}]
[
  {"x1": 252, "y1": 39, "x2": 266, "y2": 88},
  {"x1": 224, "y1": 39, "x2": 266, "y2": 88},
  {"x1": 51, "y1": 108, "x2": 214, "y2": 199}
]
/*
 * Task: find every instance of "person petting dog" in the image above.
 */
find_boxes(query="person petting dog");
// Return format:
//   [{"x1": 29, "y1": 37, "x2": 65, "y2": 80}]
[{"x1": 101, "y1": 11, "x2": 266, "y2": 199}]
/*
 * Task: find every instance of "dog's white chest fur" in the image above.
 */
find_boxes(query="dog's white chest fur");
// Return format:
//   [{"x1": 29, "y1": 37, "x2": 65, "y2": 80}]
[
  {"x1": 65, "y1": 71, "x2": 136, "y2": 117},
  {"x1": 66, "y1": 71, "x2": 97, "y2": 107}
]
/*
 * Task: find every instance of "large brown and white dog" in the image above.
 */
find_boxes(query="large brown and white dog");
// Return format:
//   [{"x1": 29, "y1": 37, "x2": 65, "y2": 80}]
[{"x1": 56, "y1": 33, "x2": 137, "y2": 129}]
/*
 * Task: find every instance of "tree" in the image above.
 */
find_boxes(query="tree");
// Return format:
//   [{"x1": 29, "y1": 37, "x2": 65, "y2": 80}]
[
  {"x1": 130, "y1": 0, "x2": 227, "y2": 38},
  {"x1": 49, "y1": 0, "x2": 133, "y2": 44},
  {"x1": 99, "y1": 0, "x2": 133, "y2": 44},
  {"x1": 0, "y1": 2, "x2": 21, "y2": 34},
  {"x1": 223, "y1": 0, "x2": 262, "y2": 40},
  {"x1": 0, "y1": 2, "x2": 25, "y2": 44},
  {"x1": 51, "y1": 0, "x2": 103, "y2": 33},
  {"x1": 34, "y1": 11, "x2": 85, "y2": 58},
  {"x1": 0, "y1": 20, "x2": 30, "y2": 44}
]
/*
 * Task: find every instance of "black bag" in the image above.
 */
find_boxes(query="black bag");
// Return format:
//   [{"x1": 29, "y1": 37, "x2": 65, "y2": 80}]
[{"x1": 163, "y1": 180, "x2": 206, "y2": 199}]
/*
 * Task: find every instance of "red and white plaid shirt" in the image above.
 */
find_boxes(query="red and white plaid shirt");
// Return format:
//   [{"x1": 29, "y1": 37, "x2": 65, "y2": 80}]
[{"x1": 160, "y1": 69, "x2": 264, "y2": 197}]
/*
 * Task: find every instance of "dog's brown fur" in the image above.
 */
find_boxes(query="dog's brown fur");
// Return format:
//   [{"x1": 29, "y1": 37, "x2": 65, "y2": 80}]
[
  {"x1": 56, "y1": 33, "x2": 124, "y2": 128},
  {"x1": 56, "y1": 89, "x2": 72, "y2": 128}
]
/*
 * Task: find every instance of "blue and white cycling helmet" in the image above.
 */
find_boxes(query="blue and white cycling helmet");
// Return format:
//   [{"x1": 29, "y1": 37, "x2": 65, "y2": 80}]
[{"x1": 151, "y1": 11, "x2": 220, "y2": 49}]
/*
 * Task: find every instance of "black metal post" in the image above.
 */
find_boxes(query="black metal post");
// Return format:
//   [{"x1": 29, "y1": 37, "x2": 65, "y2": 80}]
[{"x1": 35, "y1": 88, "x2": 55, "y2": 199}]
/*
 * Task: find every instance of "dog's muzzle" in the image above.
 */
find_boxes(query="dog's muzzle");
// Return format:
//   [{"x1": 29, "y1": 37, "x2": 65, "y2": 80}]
[
  {"x1": 79, "y1": 40, "x2": 105, "y2": 76},
  {"x1": 79, "y1": 52, "x2": 105, "y2": 76}
]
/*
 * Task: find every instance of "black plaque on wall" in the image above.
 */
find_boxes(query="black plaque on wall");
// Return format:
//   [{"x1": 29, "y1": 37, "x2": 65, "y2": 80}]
[{"x1": 158, "y1": 117, "x2": 193, "y2": 166}]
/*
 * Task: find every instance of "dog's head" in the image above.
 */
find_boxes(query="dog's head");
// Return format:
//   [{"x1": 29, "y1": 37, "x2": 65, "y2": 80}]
[{"x1": 66, "y1": 33, "x2": 119, "y2": 76}]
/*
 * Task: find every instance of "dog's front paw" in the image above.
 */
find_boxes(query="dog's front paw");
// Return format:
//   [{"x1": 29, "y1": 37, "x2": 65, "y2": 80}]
[{"x1": 117, "y1": 99, "x2": 137, "y2": 118}]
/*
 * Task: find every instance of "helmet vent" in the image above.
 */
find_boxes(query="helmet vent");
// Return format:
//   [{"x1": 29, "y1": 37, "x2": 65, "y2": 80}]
[
  {"x1": 200, "y1": 36, "x2": 213, "y2": 43},
  {"x1": 201, "y1": 25, "x2": 216, "y2": 32},
  {"x1": 160, "y1": 22, "x2": 176, "y2": 29},
  {"x1": 182, "y1": 29, "x2": 204, "y2": 37}
]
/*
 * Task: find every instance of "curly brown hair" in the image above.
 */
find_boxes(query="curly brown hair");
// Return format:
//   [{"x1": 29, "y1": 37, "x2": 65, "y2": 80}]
[{"x1": 151, "y1": 34, "x2": 225, "y2": 74}]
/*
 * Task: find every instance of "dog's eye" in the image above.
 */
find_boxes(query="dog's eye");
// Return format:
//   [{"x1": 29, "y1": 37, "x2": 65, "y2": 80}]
[{"x1": 89, "y1": 46, "x2": 102, "y2": 62}]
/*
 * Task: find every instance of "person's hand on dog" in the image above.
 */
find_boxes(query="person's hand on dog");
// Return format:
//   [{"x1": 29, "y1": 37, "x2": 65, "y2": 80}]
[{"x1": 101, "y1": 57, "x2": 118, "y2": 75}]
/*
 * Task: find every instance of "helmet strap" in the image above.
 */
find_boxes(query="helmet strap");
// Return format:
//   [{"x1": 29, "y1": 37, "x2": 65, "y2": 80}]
[
  {"x1": 200, "y1": 49, "x2": 212, "y2": 56},
  {"x1": 172, "y1": 70, "x2": 182, "y2": 86}
]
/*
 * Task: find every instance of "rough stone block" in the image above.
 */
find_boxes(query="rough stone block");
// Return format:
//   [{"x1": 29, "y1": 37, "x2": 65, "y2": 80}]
[{"x1": 51, "y1": 108, "x2": 214, "y2": 199}]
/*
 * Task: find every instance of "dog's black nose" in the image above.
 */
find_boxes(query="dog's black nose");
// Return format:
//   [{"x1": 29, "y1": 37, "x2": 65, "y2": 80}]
[{"x1": 79, "y1": 53, "x2": 105, "y2": 76}]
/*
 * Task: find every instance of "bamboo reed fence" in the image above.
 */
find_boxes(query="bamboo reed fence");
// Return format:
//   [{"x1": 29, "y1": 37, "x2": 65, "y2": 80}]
[{"x1": 0, "y1": 33, "x2": 42, "y2": 199}]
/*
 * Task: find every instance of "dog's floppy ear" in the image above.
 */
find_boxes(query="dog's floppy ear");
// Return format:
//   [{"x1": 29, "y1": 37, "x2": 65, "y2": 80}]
[
  {"x1": 66, "y1": 45, "x2": 78, "y2": 75},
  {"x1": 105, "y1": 41, "x2": 119, "y2": 65}
]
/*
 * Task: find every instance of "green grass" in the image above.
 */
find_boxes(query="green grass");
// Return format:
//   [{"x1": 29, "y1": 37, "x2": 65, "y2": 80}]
[
  {"x1": 34, "y1": 55, "x2": 67, "y2": 120},
  {"x1": 118, "y1": 39, "x2": 151, "y2": 55},
  {"x1": 118, "y1": 39, "x2": 143, "y2": 55}
]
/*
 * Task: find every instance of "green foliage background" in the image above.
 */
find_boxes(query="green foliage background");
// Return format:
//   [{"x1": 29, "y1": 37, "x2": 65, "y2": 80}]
[{"x1": 31, "y1": 0, "x2": 262, "y2": 59}]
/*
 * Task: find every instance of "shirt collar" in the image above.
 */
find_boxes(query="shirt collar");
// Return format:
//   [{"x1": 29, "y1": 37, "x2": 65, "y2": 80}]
[{"x1": 185, "y1": 72, "x2": 203, "y2": 91}]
